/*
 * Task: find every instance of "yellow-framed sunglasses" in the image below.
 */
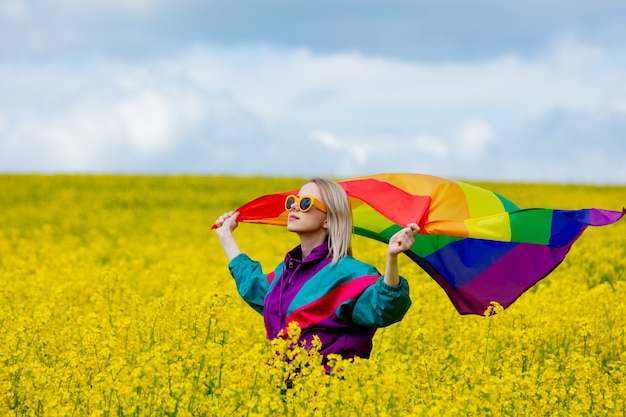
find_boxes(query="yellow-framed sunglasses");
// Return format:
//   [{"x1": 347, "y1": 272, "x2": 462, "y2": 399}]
[{"x1": 285, "y1": 195, "x2": 327, "y2": 213}]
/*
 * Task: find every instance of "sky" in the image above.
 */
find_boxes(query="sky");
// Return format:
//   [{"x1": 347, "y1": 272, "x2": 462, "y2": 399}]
[{"x1": 1, "y1": 0, "x2": 625, "y2": 184}]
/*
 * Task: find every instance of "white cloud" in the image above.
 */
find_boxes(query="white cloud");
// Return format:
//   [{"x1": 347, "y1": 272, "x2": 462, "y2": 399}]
[
  {"x1": 207, "y1": 39, "x2": 623, "y2": 133},
  {"x1": 610, "y1": 86, "x2": 626, "y2": 115},
  {"x1": 454, "y1": 120, "x2": 495, "y2": 159},
  {"x1": 311, "y1": 131, "x2": 370, "y2": 174},
  {"x1": 0, "y1": 0, "x2": 27, "y2": 20},
  {"x1": 55, "y1": 0, "x2": 157, "y2": 15},
  {"x1": 0, "y1": 37, "x2": 625, "y2": 182},
  {"x1": 414, "y1": 134, "x2": 448, "y2": 157},
  {"x1": 117, "y1": 90, "x2": 176, "y2": 155}
]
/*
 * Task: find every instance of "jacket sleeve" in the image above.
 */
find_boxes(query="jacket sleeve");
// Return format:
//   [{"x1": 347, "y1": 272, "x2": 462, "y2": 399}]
[
  {"x1": 350, "y1": 276, "x2": 411, "y2": 327},
  {"x1": 228, "y1": 253, "x2": 271, "y2": 316}
]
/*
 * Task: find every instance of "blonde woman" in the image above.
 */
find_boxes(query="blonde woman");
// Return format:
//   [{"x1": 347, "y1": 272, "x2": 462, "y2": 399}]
[{"x1": 214, "y1": 177, "x2": 419, "y2": 359}]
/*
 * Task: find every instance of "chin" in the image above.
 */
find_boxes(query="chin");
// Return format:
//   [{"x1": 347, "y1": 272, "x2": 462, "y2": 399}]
[{"x1": 287, "y1": 223, "x2": 310, "y2": 234}]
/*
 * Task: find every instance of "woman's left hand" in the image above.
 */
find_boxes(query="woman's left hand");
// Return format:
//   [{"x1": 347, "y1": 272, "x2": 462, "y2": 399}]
[{"x1": 388, "y1": 223, "x2": 420, "y2": 256}]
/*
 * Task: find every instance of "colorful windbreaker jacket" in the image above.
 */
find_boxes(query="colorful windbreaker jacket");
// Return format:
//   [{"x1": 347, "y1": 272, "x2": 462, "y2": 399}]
[{"x1": 228, "y1": 241, "x2": 411, "y2": 359}]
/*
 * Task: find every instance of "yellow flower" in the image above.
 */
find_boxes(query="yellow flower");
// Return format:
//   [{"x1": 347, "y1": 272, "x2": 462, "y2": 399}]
[{"x1": 1, "y1": 175, "x2": 624, "y2": 416}]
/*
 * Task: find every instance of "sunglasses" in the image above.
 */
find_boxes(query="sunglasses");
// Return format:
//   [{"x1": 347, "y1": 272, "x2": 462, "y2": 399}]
[{"x1": 285, "y1": 195, "x2": 327, "y2": 213}]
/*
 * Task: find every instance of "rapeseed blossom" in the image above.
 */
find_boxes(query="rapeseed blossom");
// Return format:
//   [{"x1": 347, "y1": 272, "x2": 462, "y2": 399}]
[{"x1": 0, "y1": 175, "x2": 624, "y2": 416}]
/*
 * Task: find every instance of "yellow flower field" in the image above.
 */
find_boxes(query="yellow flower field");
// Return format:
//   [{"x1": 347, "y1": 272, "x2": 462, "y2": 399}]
[{"x1": 1, "y1": 175, "x2": 625, "y2": 416}]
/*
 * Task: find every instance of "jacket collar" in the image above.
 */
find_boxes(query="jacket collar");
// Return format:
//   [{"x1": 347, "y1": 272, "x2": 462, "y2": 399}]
[{"x1": 285, "y1": 241, "x2": 330, "y2": 265}]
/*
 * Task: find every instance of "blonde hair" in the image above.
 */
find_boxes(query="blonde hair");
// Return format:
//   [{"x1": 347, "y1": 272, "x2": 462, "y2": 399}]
[{"x1": 308, "y1": 177, "x2": 353, "y2": 265}]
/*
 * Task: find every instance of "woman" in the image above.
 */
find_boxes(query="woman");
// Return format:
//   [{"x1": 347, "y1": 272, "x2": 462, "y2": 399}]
[{"x1": 214, "y1": 177, "x2": 419, "y2": 359}]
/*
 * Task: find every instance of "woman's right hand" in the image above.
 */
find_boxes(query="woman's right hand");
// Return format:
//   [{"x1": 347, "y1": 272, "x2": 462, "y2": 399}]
[
  {"x1": 214, "y1": 211, "x2": 243, "y2": 261},
  {"x1": 214, "y1": 211, "x2": 239, "y2": 236}
]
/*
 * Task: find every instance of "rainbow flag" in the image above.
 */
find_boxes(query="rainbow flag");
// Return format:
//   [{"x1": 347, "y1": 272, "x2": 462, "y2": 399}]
[{"x1": 231, "y1": 173, "x2": 625, "y2": 315}]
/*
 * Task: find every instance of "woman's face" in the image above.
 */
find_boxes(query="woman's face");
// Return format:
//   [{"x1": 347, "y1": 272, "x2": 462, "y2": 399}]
[{"x1": 286, "y1": 182, "x2": 328, "y2": 235}]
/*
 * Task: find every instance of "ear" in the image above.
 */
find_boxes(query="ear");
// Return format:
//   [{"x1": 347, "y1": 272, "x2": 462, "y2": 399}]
[{"x1": 323, "y1": 219, "x2": 328, "y2": 230}]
